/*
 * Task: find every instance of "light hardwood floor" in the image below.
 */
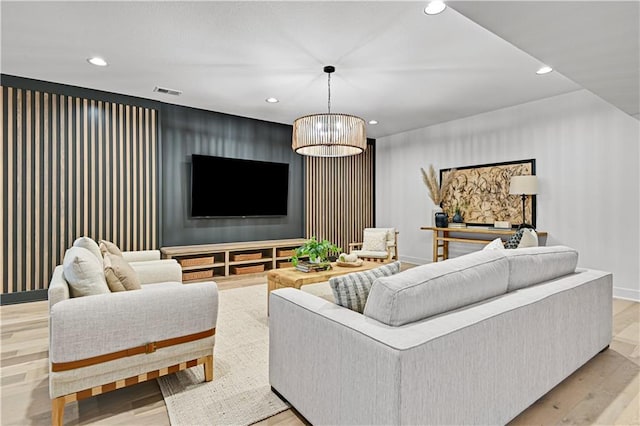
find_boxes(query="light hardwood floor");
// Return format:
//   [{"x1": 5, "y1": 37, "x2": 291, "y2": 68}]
[{"x1": 1, "y1": 275, "x2": 638, "y2": 425}]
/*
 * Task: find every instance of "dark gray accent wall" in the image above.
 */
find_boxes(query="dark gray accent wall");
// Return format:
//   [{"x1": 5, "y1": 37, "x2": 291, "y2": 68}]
[{"x1": 160, "y1": 104, "x2": 303, "y2": 246}]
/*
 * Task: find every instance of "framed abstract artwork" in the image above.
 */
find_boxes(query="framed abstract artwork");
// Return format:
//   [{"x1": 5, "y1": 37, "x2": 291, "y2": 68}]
[{"x1": 440, "y1": 159, "x2": 536, "y2": 228}]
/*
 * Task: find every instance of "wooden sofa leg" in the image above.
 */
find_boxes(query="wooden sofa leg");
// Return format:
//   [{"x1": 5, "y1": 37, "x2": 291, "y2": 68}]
[
  {"x1": 52, "y1": 397, "x2": 65, "y2": 426},
  {"x1": 204, "y1": 355, "x2": 214, "y2": 381}
]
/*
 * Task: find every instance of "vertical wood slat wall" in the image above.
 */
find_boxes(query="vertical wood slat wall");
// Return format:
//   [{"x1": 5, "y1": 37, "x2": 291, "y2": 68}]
[
  {"x1": 0, "y1": 86, "x2": 158, "y2": 294},
  {"x1": 305, "y1": 146, "x2": 374, "y2": 255}
]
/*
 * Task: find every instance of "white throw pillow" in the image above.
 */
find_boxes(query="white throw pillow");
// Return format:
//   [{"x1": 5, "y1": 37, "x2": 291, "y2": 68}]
[
  {"x1": 362, "y1": 229, "x2": 388, "y2": 252},
  {"x1": 73, "y1": 236, "x2": 102, "y2": 262},
  {"x1": 63, "y1": 247, "x2": 110, "y2": 297},
  {"x1": 483, "y1": 238, "x2": 505, "y2": 250},
  {"x1": 518, "y1": 229, "x2": 538, "y2": 248}
]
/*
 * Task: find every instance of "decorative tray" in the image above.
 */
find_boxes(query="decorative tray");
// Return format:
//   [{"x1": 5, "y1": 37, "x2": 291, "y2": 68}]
[{"x1": 336, "y1": 259, "x2": 364, "y2": 268}]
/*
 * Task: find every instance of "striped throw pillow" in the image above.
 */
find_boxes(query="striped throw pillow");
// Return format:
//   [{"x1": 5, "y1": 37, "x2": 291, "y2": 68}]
[{"x1": 329, "y1": 261, "x2": 401, "y2": 313}]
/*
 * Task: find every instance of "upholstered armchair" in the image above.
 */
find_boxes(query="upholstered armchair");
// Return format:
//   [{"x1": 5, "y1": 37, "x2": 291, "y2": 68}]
[
  {"x1": 349, "y1": 228, "x2": 399, "y2": 262},
  {"x1": 48, "y1": 247, "x2": 218, "y2": 426}
]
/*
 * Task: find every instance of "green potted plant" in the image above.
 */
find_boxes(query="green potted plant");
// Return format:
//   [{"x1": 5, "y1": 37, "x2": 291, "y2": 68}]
[
  {"x1": 291, "y1": 237, "x2": 341, "y2": 266},
  {"x1": 452, "y1": 201, "x2": 468, "y2": 223}
]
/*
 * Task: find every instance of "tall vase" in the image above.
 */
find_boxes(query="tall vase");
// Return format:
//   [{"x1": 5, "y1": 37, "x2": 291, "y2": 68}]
[{"x1": 431, "y1": 206, "x2": 443, "y2": 227}]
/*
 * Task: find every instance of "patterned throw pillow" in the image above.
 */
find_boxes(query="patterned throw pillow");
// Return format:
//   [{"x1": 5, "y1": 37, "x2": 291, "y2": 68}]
[
  {"x1": 362, "y1": 229, "x2": 388, "y2": 252},
  {"x1": 518, "y1": 229, "x2": 538, "y2": 248},
  {"x1": 504, "y1": 229, "x2": 525, "y2": 249},
  {"x1": 329, "y1": 261, "x2": 401, "y2": 313},
  {"x1": 505, "y1": 228, "x2": 538, "y2": 249}
]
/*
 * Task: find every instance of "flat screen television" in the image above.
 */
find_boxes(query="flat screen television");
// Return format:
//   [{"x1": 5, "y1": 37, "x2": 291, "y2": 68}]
[{"x1": 190, "y1": 154, "x2": 289, "y2": 217}]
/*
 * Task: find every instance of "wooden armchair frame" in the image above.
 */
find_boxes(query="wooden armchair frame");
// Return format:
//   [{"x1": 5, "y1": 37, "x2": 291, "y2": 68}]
[{"x1": 349, "y1": 230, "x2": 399, "y2": 262}]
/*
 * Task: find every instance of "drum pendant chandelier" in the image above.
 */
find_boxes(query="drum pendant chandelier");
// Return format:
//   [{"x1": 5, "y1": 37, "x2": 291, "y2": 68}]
[{"x1": 292, "y1": 66, "x2": 366, "y2": 157}]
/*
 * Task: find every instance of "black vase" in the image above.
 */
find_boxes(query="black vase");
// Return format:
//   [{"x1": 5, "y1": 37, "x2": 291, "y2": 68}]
[
  {"x1": 453, "y1": 212, "x2": 463, "y2": 223},
  {"x1": 435, "y1": 212, "x2": 448, "y2": 228}
]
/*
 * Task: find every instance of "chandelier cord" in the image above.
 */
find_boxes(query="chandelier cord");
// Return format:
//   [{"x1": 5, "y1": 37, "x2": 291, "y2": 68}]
[{"x1": 327, "y1": 71, "x2": 331, "y2": 114}]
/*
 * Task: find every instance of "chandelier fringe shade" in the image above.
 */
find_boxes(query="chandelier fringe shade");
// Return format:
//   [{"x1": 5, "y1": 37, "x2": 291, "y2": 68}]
[
  {"x1": 293, "y1": 113, "x2": 366, "y2": 157},
  {"x1": 292, "y1": 66, "x2": 366, "y2": 157}
]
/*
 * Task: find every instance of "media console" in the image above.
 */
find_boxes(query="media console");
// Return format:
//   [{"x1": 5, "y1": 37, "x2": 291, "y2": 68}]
[{"x1": 161, "y1": 238, "x2": 308, "y2": 283}]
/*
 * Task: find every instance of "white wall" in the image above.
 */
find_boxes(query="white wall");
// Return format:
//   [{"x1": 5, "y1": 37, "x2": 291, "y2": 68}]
[{"x1": 376, "y1": 90, "x2": 640, "y2": 301}]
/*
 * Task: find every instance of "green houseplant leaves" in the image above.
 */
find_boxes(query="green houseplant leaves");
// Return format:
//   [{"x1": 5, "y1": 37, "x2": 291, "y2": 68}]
[{"x1": 291, "y1": 237, "x2": 341, "y2": 266}]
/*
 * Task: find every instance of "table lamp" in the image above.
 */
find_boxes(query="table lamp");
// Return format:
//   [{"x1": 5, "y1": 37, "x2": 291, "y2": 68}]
[{"x1": 509, "y1": 175, "x2": 538, "y2": 228}]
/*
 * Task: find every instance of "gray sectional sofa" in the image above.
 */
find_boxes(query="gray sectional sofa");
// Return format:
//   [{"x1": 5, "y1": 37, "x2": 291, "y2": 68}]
[{"x1": 269, "y1": 246, "x2": 612, "y2": 425}]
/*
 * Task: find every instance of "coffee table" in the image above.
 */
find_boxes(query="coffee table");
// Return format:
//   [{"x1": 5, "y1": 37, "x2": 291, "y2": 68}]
[{"x1": 267, "y1": 261, "x2": 382, "y2": 311}]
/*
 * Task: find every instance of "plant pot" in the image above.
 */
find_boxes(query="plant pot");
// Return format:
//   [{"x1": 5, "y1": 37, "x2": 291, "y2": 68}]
[
  {"x1": 452, "y1": 213, "x2": 463, "y2": 223},
  {"x1": 431, "y1": 206, "x2": 443, "y2": 227},
  {"x1": 435, "y1": 212, "x2": 448, "y2": 228}
]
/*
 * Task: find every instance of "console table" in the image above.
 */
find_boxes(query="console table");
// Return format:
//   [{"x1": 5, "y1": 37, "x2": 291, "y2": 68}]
[{"x1": 421, "y1": 226, "x2": 548, "y2": 262}]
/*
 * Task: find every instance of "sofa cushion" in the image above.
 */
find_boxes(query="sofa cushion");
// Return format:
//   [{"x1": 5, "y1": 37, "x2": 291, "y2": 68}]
[
  {"x1": 99, "y1": 240, "x2": 123, "y2": 257},
  {"x1": 63, "y1": 247, "x2": 110, "y2": 297},
  {"x1": 503, "y1": 246, "x2": 578, "y2": 291},
  {"x1": 351, "y1": 249, "x2": 389, "y2": 259},
  {"x1": 362, "y1": 229, "x2": 388, "y2": 252},
  {"x1": 329, "y1": 261, "x2": 401, "y2": 313},
  {"x1": 364, "y1": 250, "x2": 509, "y2": 326},
  {"x1": 73, "y1": 236, "x2": 102, "y2": 262},
  {"x1": 103, "y1": 253, "x2": 142, "y2": 292}
]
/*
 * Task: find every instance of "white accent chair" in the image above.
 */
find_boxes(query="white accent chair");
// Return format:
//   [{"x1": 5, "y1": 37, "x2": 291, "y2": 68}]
[
  {"x1": 349, "y1": 228, "x2": 399, "y2": 262},
  {"x1": 48, "y1": 249, "x2": 218, "y2": 426}
]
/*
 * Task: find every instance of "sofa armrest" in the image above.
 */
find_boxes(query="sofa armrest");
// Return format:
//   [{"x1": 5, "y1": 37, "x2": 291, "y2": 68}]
[
  {"x1": 48, "y1": 266, "x2": 70, "y2": 309},
  {"x1": 50, "y1": 282, "x2": 218, "y2": 363},
  {"x1": 122, "y1": 250, "x2": 161, "y2": 263},
  {"x1": 269, "y1": 288, "x2": 402, "y2": 425},
  {"x1": 131, "y1": 260, "x2": 182, "y2": 284}
]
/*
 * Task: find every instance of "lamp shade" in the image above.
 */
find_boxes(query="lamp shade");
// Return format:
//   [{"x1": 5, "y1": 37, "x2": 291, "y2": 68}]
[
  {"x1": 509, "y1": 175, "x2": 538, "y2": 195},
  {"x1": 292, "y1": 65, "x2": 367, "y2": 157},
  {"x1": 292, "y1": 113, "x2": 366, "y2": 157}
]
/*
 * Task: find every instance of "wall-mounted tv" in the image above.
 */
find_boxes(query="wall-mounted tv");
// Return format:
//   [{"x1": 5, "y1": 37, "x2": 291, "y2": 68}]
[{"x1": 191, "y1": 154, "x2": 289, "y2": 217}]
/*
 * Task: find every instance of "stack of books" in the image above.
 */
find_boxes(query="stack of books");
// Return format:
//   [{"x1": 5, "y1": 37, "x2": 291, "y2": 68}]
[
  {"x1": 448, "y1": 222, "x2": 467, "y2": 228},
  {"x1": 296, "y1": 260, "x2": 331, "y2": 273}
]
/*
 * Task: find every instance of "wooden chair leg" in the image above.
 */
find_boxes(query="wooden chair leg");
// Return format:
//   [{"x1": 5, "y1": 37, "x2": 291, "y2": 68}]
[
  {"x1": 204, "y1": 355, "x2": 214, "y2": 381},
  {"x1": 51, "y1": 397, "x2": 65, "y2": 426}
]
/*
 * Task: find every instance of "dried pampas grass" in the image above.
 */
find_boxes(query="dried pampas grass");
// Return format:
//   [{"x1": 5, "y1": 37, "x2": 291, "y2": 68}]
[{"x1": 421, "y1": 165, "x2": 456, "y2": 205}]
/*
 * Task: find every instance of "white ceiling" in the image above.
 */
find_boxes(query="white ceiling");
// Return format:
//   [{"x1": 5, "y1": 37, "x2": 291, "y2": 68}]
[
  {"x1": 1, "y1": 2, "x2": 633, "y2": 139},
  {"x1": 451, "y1": 1, "x2": 640, "y2": 120}
]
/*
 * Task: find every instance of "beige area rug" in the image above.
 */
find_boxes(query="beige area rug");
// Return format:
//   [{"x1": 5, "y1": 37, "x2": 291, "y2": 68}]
[
  {"x1": 157, "y1": 282, "x2": 334, "y2": 426},
  {"x1": 157, "y1": 284, "x2": 284, "y2": 426}
]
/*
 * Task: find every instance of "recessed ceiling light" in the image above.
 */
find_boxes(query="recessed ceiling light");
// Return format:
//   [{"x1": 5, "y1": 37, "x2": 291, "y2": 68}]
[
  {"x1": 536, "y1": 65, "x2": 553, "y2": 75},
  {"x1": 87, "y1": 57, "x2": 108, "y2": 67},
  {"x1": 424, "y1": 1, "x2": 446, "y2": 15},
  {"x1": 265, "y1": 97, "x2": 279, "y2": 103},
  {"x1": 368, "y1": 120, "x2": 379, "y2": 125}
]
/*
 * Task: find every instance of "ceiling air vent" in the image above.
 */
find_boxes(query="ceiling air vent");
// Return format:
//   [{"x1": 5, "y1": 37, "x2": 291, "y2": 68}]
[{"x1": 153, "y1": 86, "x2": 182, "y2": 96}]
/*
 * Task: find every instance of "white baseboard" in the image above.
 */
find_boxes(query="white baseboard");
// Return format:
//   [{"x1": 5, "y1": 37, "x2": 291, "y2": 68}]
[{"x1": 613, "y1": 287, "x2": 640, "y2": 302}]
